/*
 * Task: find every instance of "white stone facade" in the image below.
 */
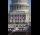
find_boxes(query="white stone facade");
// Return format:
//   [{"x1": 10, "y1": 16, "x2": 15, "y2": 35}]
[{"x1": 8, "y1": 0, "x2": 31, "y2": 31}]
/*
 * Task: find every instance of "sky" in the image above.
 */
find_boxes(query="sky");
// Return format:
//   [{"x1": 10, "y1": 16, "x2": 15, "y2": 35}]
[{"x1": 8, "y1": 0, "x2": 31, "y2": 12}]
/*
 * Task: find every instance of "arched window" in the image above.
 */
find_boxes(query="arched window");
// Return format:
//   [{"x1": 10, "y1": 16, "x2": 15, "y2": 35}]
[{"x1": 16, "y1": 25, "x2": 18, "y2": 27}]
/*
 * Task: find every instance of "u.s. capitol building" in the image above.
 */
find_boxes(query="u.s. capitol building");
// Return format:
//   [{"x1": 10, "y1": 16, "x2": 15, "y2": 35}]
[{"x1": 8, "y1": 0, "x2": 31, "y2": 32}]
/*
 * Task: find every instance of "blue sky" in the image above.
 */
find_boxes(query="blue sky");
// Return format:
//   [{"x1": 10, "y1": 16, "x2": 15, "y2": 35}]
[{"x1": 8, "y1": 0, "x2": 31, "y2": 12}]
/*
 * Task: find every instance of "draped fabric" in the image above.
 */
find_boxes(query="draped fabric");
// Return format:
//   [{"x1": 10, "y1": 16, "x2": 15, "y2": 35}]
[
  {"x1": 8, "y1": 28, "x2": 15, "y2": 31},
  {"x1": 10, "y1": 15, "x2": 25, "y2": 20}
]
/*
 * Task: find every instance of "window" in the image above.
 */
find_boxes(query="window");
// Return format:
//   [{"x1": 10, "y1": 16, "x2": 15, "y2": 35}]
[
  {"x1": 10, "y1": 6, "x2": 12, "y2": 10},
  {"x1": 16, "y1": 25, "x2": 18, "y2": 27},
  {"x1": 11, "y1": 28, "x2": 15, "y2": 30},
  {"x1": 15, "y1": 15, "x2": 17, "y2": 21},
  {"x1": 13, "y1": 5, "x2": 16, "y2": 10},
  {"x1": 10, "y1": 6, "x2": 13, "y2": 10},
  {"x1": 23, "y1": 22, "x2": 25, "y2": 23},
  {"x1": 25, "y1": 25, "x2": 27, "y2": 26},
  {"x1": 23, "y1": 15, "x2": 26, "y2": 20},
  {"x1": 18, "y1": 0, "x2": 21, "y2": 2},
  {"x1": 20, "y1": 5, "x2": 21, "y2": 9},
  {"x1": 16, "y1": 22, "x2": 19, "y2": 24},
  {"x1": 17, "y1": 5, "x2": 22, "y2": 9},
  {"x1": 29, "y1": 18, "x2": 30, "y2": 20},
  {"x1": 17, "y1": 5, "x2": 18, "y2": 9},
  {"x1": 14, "y1": 25, "x2": 16, "y2": 27},
  {"x1": 13, "y1": 20, "x2": 15, "y2": 22}
]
